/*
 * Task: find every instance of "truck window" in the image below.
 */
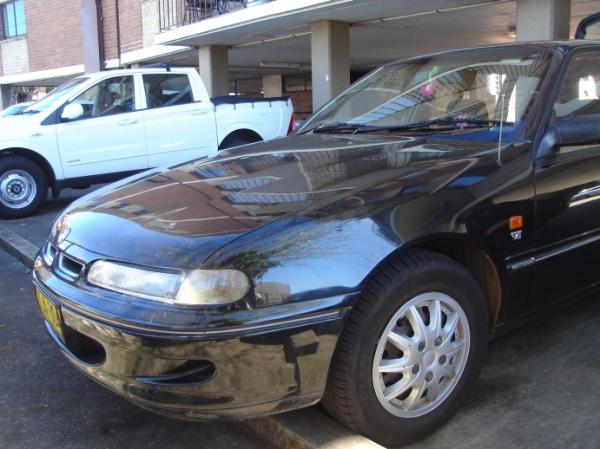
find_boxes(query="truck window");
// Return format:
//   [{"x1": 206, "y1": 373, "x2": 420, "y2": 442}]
[
  {"x1": 554, "y1": 51, "x2": 600, "y2": 119},
  {"x1": 69, "y1": 76, "x2": 135, "y2": 119},
  {"x1": 143, "y1": 74, "x2": 194, "y2": 109}
]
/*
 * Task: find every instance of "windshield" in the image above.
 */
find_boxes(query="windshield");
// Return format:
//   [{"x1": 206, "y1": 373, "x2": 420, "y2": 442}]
[
  {"x1": 24, "y1": 77, "x2": 89, "y2": 113},
  {"x1": 301, "y1": 47, "x2": 554, "y2": 140},
  {"x1": 0, "y1": 103, "x2": 30, "y2": 117}
]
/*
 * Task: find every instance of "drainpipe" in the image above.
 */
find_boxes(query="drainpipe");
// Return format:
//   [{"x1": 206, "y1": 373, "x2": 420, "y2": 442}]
[
  {"x1": 115, "y1": 0, "x2": 122, "y2": 67},
  {"x1": 81, "y1": 0, "x2": 102, "y2": 72},
  {"x1": 96, "y1": 0, "x2": 105, "y2": 69}
]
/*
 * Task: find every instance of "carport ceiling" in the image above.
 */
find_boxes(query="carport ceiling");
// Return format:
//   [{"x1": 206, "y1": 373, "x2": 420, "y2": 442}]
[{"x1": 159, "y1": 0, "x2": 600, "y2": 78}]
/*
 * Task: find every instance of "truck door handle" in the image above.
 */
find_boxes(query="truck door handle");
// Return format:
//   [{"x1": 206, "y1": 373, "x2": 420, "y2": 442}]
[
  {"x1": 118, "y1": 118, "x2": 139, "y2": 126},
  {"x1": 190, "y1": 109, "x2": 210, "y2": 116}
]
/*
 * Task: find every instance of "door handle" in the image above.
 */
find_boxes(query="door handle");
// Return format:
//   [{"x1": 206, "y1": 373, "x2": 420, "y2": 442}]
[
  {"x1": 118, "y1": 118, "x2": 139, "y2": 126},
  {"x1": 190, "y1": 109, "x2": 210, "y2": 116},
  {"x1": 572, "y1": 185, "x2": 600, "y2": 202}
]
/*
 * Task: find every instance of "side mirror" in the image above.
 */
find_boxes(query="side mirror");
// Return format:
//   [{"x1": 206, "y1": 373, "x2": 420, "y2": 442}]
[
  {"x1": 61, "y1": 103, "x2": 84, "y2": 121},
  {"x1": 538, "y1": 115, "x2": 600, "y2": 158},
  {"x1": 575, "y1": 12, "x2": 600, "y2": 39},
  {"x1": 554, "y1": 115, "x2": 600, "y2": 146}
]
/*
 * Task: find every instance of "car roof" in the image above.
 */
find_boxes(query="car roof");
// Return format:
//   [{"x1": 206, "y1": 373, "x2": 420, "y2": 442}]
[
  {"x1": 380, "y1": 40, "x2": 600, "y2": 70},
  {"x1": 76, "y1": 67, "x2": 196, "y2": 80}
]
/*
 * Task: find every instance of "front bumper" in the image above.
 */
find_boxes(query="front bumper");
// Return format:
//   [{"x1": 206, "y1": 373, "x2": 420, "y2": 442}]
[{"x1": 33, "y1": 257, "x2": 355, "y2": 420}]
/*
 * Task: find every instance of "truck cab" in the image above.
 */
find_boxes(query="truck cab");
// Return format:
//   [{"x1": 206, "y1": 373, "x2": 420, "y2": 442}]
[{"x1": 0, "y1": 67, "x2": 293, "y2": 218}]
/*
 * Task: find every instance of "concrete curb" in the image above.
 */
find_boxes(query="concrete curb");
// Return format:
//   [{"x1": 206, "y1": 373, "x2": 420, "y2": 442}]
[
  {"x1": 0, "y1": 224, "x2": 38, "y2": 268},
  {"x1": 244, "y1": 408, "x2": 385, "y2": 449},
  {"x1": 0, "y1": 224, "x2": 383, "y2": 449}
]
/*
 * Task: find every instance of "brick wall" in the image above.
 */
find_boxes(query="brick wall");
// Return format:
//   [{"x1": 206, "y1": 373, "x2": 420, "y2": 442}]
[
  {"x1": 286, "y1": 90, "x2": 313, "y2": 119},
  {"x1": 22, "y1": 0, "x2": 143, "y2": 73},
  {"x1": 25, "y1": 0, "x2": 83, "y2": 71},
  {"x1": 101, "y1": 0, "x2": 143, "y2": 62}
]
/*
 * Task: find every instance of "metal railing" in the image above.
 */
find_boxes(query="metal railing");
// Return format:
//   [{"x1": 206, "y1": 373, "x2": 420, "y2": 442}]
[{"x1": 159, "y1": 0, "x2": 267, "y2": 31}]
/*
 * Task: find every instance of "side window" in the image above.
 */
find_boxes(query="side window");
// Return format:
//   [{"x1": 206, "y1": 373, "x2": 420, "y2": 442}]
[
  {"x1": 554, "y1": 52, "x2": 600, "y2": 119},
  {"x1": 143, "y1": 74, "x2": 194, "y2": 109},
  {"x1": 69, "y1": 76, "x2": 135, "y2": 120}
]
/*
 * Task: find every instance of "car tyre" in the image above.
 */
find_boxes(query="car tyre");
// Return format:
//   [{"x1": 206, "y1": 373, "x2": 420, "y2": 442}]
[
  {"x1": 0, "y1": 156, "x2": 48, "y2": 218},
  {"x1": 322, "y1": 249, "x2": 488, "y2": 446}
]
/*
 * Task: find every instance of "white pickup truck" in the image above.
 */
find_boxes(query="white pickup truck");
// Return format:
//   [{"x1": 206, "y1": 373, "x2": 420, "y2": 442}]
[{"x1": 0, "y1": 67, "x2": 294, "y2": 217}]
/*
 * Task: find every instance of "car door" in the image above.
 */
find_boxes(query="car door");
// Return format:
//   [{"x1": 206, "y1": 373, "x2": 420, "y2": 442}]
[
  {"x1": 141, "y1": 72, "x2": 217, "y2": 168},
  {"x1": 531, "y1": 49, "x2": 600, "y2": 311},
  {"x1": 56, "y1": 74, "x2": 147, "y2": 179}
]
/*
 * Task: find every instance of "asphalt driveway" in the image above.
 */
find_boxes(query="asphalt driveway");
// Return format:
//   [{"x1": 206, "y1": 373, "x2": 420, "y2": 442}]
[
  {"x1": 1, "y1": 186, "x2": 599, "y2": 449},
  {"x1": 0, "y1": 187, "x2": 100, "y2": 249},
  {"x1": 0, "y1": 249, "x2": 267, "y2": 449}
]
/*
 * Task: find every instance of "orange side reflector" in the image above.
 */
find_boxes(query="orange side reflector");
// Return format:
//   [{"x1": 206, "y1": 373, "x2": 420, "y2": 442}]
[{"x1": 509, "y1": 215, "x2": 524, "y2": 231}]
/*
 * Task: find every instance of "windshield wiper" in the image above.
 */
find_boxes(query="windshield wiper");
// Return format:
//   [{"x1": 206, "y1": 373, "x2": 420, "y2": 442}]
[
  {"x1": 309, "y1": 118, "x2": 508, "y2": 135},
  {"x1": 310, "y1": 122, "x2": 380, "y2": 134},
  {"x1": 369, "y1": 118, "x2": 506, "y2": 132},
  {"x1": 19, "y1": 109, "x2": 41, "y2": 115}
]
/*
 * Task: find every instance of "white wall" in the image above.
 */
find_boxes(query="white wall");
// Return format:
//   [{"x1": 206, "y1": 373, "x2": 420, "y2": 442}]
[{"x1": 1, "y1": 38, "x2": 30, "y2": 75}]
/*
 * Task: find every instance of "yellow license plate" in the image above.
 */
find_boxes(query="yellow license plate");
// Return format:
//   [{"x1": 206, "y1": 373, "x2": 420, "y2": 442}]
[{"x1": 35, "y1": 288, "x2": 64, "y2": 341}]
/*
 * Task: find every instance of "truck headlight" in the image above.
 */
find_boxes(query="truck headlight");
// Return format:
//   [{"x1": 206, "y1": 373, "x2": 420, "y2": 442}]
[{"x1": 87, "y1": 260, "x2": 250, "y2": 306}]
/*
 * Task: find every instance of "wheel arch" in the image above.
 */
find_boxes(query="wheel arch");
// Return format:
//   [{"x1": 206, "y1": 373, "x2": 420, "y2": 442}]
[
  {"x1": 364, "y1": 237, "x2": 502, "y2": 336},
  {"x1": 218, "y1": 128, "x2": 263, "y2": 149},
  {"x1": 0, "y1": 147, "x2": 56, "y2": 187}
]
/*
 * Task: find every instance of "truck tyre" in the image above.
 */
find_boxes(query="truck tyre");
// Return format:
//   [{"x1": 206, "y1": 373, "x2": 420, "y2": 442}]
[
  {"x1": 0, "y1": 156, "x2": 48, "y2": 218},
  {"x1": 322, "y1": 249, "x2": 488, "y2": 447}
]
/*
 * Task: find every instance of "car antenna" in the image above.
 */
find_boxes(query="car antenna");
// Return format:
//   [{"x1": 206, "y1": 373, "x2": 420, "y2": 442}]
[{"x1": 497, "y1": 92, "x2": 506, "y2": 166}]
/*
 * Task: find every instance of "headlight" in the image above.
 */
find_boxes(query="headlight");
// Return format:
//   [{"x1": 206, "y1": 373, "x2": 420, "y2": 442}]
[{"x1": 87, "y1": 260, "x2": 250, "y2": 306}]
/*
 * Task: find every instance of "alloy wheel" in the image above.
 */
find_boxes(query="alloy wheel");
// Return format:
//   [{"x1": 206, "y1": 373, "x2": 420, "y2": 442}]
[
  {"x1": 372, "y1": 292, "x2": 470, "y2": 418},
  {"x1": 0, "y1": 169, "x2": 38, "y2": 209}
]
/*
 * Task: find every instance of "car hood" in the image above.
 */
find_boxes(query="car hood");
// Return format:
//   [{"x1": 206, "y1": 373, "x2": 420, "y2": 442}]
[{"x1": 55, "y1": 133, "x2": 496, "y2": 269}]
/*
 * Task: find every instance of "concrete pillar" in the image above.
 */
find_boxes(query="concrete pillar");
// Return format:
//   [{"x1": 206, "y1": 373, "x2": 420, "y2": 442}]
[
  {"x1": 80, "y1": 0, "x2": 102, "y2": 73},
  {"x1": 198, "y1": 45, "x2": 229, "y2": 97},
  {"x1": 517, "y1": 0, "x2": 571, "y2": 41},
  {"x1": 0, "y1": 85, "x2": 11, "y2": 110},
  {"x1": 311, "y1": 20, "x2": 350, "y2": 111},
  {"x1": 262, "y1": 75, "x2": 283, "y2": 98}
]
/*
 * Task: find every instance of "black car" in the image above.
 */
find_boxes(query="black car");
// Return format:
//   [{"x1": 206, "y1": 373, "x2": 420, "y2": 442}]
[{"x1": 33, "y1": 19, "x2": 600, "y2": 447}]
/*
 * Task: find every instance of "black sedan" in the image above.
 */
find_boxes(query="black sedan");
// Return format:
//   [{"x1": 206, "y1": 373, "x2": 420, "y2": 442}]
[{"x1": 33, "y1": 35, "x2": 600, "y2": 446}]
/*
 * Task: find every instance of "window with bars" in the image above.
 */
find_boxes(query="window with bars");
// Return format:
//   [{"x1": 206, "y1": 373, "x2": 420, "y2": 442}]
[{"x1": 2, "y1": 0, "x2": 26, "y2": 39}]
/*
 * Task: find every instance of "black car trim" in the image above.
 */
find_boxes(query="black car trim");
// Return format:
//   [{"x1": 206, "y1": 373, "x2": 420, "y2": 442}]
[
  {"x1": 55, "y1": 170, "x2": 146, "y2": 190},
  {"x1": 33, "y1": 277, "x2": 351, "y2": 339},
  {"x1": 507, "y1": 230, "x2": 600, "y2": 271}
]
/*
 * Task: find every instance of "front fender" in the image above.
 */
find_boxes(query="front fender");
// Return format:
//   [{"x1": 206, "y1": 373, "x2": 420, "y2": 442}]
[
  {"x1": 203, "y1": 178, "x2": 467, "y2": 306},
  {"x1": 203, "y1": 146, "x2": 534, "y2": 309},
  {"x1": 0, "y1": 136, "x2": 63, "y2": 180}
]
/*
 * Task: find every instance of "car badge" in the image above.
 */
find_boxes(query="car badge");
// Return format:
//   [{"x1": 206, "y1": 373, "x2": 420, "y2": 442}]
[{"x1": 56, "y1": 226, "x2": 71, "y2": 244}]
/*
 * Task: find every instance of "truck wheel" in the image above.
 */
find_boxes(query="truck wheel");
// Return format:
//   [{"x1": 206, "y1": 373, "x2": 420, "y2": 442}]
[
  {"x1": 322, "y1": 250, "x2": 488, "y2": 446},
  {"x1": 0, "y1": 156, "x2": 48, "y2": 218}
]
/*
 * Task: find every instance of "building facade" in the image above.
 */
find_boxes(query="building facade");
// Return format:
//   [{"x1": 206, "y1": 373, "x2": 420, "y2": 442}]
[{"x1": 0, "y1": 0, "x2": 596, "y2": 116}]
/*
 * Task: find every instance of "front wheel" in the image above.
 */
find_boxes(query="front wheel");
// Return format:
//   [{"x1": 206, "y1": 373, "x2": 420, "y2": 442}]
[
  {"x1": 0, "y1": 156, "x2": 48, "y2": 218},
  {"x1": 323, "y1": 250, "x2": 488, "y2": 446}
]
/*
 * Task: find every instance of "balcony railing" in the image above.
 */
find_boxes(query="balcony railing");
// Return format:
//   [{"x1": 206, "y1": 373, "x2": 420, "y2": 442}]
[{"x1": 159, "y1": 0, "x2": 270, "y2": 31}]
